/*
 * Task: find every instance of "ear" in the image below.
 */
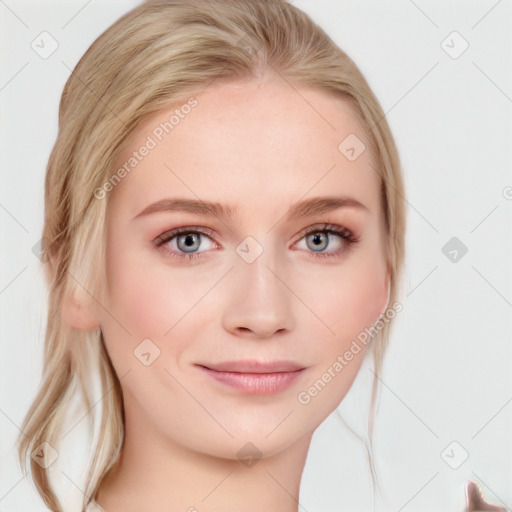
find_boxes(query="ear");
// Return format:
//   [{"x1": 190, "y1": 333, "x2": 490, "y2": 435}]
[
  {"x1": 61, "y1": 286, "x2": 101, "y2": 331},
  {"x1": 46, "y1": 239, "x2": 101, "y2": 331}
]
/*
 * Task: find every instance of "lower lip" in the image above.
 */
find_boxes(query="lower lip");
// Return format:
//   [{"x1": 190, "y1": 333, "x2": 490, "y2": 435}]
[{"x1": 198, "y1": 366, "x2": 304, "y2": 394}]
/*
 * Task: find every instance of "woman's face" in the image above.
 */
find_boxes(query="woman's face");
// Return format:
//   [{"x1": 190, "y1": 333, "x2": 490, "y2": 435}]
[{"x1": 97, "y1": 74, "x2": 389, "y2": 460}]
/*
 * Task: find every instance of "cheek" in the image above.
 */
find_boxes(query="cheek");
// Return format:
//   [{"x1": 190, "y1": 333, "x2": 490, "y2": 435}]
[
  {"x1": 293, "y1": 255, "x2": 387, "y2": 413},
  {"x1": 105, "y1": 231, "x2": 187, "y2": 332},
  {"x1": 107, "y1": 258, "x2": 171, "y2": 337},
  {"x1": 299, "y1": 255, "x2": 387, "y2": 345},
  {"x1": 102, "y1": 244, "x2": 221, "y2": 363}
]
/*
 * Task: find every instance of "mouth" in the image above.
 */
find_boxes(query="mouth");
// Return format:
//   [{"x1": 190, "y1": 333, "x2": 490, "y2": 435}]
[{"x1": 196, "y1": 360, "x2": 306, "y2": 395}]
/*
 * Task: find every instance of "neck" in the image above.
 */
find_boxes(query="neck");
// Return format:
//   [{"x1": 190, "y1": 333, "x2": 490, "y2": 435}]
[{"x1": 95, "y1": 393, "x2": 313, "y2": 512}]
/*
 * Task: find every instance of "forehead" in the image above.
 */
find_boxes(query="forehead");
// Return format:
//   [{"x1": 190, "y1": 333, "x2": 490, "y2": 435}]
[{"x1": 109, "y1": 74, "x2": 380, "y2": 219}]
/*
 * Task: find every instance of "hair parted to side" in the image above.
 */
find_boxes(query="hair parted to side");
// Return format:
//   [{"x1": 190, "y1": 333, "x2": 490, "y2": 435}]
[{"x1": 17, "y1": 0, "x2": 406, "y2": 510}]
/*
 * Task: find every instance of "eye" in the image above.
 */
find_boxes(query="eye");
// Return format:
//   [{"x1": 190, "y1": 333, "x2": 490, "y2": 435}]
[
  {"x1": 153, "y1": 223, "x2": 359, "y2": 263},
  {"x1": 154, "y1": 226, "x2": 218, "y2": 261},
  {"x1": 293, "y1": 223, "x2": 359, "y2": 259}
]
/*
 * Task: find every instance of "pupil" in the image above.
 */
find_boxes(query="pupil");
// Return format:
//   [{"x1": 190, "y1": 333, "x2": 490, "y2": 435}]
[
  {"x1": 308, "y1": 232, "x2": 327, "y2": 251},
  {"x1": 179, "y1": 234, "x2": 199, "y2": 252}
]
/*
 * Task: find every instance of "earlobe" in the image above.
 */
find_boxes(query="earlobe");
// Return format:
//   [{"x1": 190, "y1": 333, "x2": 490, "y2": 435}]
[
  {"x1": 44, "y1": 238, "x2": 59, "y2": 280},
  {"x1": 61, "y1": 288, "x2": 101, "y2": 330},
  {"x1": 49, "y1": 241, "x2": 101, "y2": 330}
]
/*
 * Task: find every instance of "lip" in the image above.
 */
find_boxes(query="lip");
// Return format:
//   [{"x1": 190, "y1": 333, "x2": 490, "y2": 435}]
[
  {"x1": 199, "y1": 360, "x2": 305, "y2": 373},
  {"x1": 196, "y1": 360, "x2": 306, "y2": 395}
]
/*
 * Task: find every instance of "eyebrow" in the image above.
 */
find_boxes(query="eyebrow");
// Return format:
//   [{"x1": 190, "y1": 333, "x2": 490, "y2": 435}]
[{"x1": 133, "y1": 196, "x2": 369, "y2": 220}]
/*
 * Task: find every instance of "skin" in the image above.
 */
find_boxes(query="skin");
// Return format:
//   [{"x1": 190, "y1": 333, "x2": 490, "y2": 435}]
[{"x1": 71, "y1": 70, "x2": 389, "y2": 511}]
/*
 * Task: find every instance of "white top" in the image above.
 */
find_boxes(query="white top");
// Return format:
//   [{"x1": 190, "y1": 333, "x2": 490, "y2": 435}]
[
  {"x1": 84, "y1": 482, "x2": 506, "y2": 512},
  {"x1": 85, "y1": 500, "x2": 106, "y2": 512}
]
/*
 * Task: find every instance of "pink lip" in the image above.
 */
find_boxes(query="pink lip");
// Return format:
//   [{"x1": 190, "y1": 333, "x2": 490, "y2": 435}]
[
  {"x1": 201, "y1": 360, "x2": 305, "y2": 373},
  {"x1": 197, "y1": 360, "x2": 305, "y2": 395}
]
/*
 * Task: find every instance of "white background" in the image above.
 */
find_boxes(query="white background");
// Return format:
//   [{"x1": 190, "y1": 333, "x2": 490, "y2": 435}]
[{"x1": 1, "y1": 1, "x2": 511, "y2": 511}]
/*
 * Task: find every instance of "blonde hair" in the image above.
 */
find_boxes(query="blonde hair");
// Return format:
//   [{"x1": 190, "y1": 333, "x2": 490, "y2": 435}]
[{"x1": 17, "y1": 1, "x2": 406, "y2": 510}]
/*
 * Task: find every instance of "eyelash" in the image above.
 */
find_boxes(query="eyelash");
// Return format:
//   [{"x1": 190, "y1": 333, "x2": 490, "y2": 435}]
[{"x1": 153, "y1": 223, "x2": 359, "y2": 262}]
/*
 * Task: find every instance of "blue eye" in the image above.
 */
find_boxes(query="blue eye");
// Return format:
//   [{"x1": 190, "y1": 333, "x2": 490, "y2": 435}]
[
  {"x1": 154, "y1": 223, "x2": 358, "y2": 262},
  {"x1": 154, "y1": 227, "x2": 217, "y2": 261},
  {"x1": 175, "y1": 232, "x2": 204, "y2": 253},
  {"x1": 294, "y1": 224, "x2": 358, "y2": 259},
  {"x1": 306, "y1": 232, "x2": 331, "y2": 252}
]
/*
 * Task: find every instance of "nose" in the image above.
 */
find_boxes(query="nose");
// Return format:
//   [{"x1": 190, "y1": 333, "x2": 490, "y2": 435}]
[{"x1": 221, "y1": 245, "x2": 295, "y2": 339}]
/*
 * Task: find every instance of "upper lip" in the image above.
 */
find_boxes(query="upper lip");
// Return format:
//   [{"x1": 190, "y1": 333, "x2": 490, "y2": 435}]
[{"x1": 198, "y1": 360, "x2": 305, "y2": 373}]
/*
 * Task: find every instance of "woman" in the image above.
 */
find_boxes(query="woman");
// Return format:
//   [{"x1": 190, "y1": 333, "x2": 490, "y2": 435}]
[{"x1": 16, "y1": 1, "x2": 505, "y2": 510}]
